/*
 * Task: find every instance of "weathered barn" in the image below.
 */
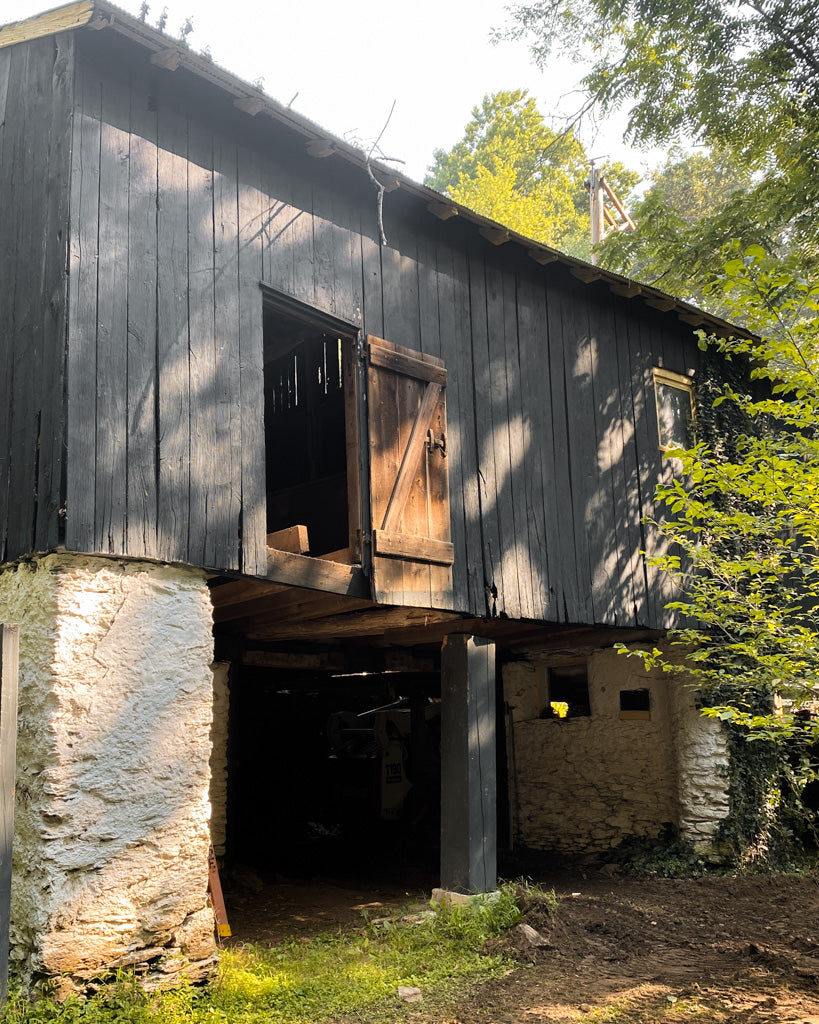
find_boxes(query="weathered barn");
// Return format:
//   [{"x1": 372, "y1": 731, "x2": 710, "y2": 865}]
[{"x1": 0, "y1": 0, "x2": 730, "y2": 988}]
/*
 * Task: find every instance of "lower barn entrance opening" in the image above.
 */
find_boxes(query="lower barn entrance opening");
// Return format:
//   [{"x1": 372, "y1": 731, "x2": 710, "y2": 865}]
[
  {"x1": 226, "y1": 659, "x2": 442, "y2": 886},
  {"x1": 263, "y1": 299, "x2": 357, "y2": 559}
]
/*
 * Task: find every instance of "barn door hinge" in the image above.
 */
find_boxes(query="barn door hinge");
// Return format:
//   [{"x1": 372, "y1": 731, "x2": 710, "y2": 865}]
[{"x1": 426, "y1": 429, "x2": 446, "y2": 458}]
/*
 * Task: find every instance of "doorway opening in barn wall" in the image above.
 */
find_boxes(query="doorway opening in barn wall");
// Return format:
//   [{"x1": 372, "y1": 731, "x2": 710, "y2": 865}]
[
  {"x1": 263, "y1": 294, "x2": 361, "y2": 561},
  {"x1": 225, "y1": 655, "x2": 443, "y2": 886}
]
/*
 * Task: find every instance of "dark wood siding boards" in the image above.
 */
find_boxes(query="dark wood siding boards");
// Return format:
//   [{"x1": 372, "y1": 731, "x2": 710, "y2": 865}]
[
  {"x1": 0, "y1": 35, "x2": 73, "y2": 562},
  {"x1": 52, "y1": 41, "x2": 700, "y2": 626},
  {"x1": 66, "y1": 50, "x2": 267, "y2": 574}
]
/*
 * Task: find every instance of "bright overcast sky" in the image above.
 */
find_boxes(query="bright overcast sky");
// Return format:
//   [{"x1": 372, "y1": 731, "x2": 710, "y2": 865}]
[{"x1": 4, "y1": 0, "x2": 660, "y2": 183}]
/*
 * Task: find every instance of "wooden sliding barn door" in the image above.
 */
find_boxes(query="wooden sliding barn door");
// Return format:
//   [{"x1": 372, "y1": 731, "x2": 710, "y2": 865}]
[{"x1": 366, "y1": 336, "x2": 454, "y2": 609}]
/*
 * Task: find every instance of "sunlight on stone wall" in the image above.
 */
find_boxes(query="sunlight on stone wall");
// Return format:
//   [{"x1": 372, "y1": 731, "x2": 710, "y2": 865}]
[{"x1": 0, "y1": 555, "x2": 216, "y2": 989}]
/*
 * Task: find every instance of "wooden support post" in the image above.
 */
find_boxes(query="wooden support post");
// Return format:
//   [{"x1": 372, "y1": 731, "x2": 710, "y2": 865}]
[
  {"x1": 0, "y1": 625, "x2": 19, "y2": 1005},
  {"x1": 440, "y1": 634, "x2": 496, "y2": 893}
]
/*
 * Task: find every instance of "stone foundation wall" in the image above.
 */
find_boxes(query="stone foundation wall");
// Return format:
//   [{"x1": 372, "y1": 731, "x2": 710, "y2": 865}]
[
  {"x1": 0, "y1": 555, "x2": 217, "y2": 989},
  {"x1": 505, "y1": 647, "x2": 729, "y2": 853}
]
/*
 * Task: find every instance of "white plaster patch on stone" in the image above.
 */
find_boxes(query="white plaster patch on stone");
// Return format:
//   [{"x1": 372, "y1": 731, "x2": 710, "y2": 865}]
[
  {"x1": 0, "y1": 554, "x2": 217, "y2": 984},
  {"x1": 210, "y1": 662, "x2": 230, "y2": 859},
  {"x1": 670, "y1": 682, "x2": 730, "y2": 848}
]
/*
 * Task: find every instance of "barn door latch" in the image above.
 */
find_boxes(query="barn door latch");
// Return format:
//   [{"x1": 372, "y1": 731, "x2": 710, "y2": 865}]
[{"x1": 426, "y1": 429, "x2": 447, "y2": 458}]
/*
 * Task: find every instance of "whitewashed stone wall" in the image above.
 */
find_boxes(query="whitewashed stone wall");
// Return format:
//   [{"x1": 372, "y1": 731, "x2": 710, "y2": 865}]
[
  {"x1": 210, "y1": 663, "x2": 230, "y2": 859},
  {"x1": 505, "y1": 647, "x2": 730, "y2": 853},
  {"x1": 0, "y1": 555, "x2": 217, "y2": 989}
]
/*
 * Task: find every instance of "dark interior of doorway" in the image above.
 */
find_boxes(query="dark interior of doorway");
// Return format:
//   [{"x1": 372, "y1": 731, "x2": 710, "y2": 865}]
[
  {"x1": 263, "y1": 304, "x2": 353, "y2": 557},
  {"x1": 226, "y1": 662, "x2": 443, "y2": 885}
]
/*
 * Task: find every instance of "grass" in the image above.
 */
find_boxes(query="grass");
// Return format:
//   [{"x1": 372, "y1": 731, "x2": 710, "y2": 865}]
[{"x1": 0, "y1": 886, "x2": 531, "y2": 1024}]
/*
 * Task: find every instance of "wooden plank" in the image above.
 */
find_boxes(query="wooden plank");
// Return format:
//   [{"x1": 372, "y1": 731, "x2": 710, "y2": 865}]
[
  {"x1": 0, "y1": 45, "x2": 28, "y2": 558},
  {"x1": 446, "y1": 244, "x2": 482, "y2": 614},
  {"x1": 0, "y1": 47, "x2": 14, "y2": 557},
  {"x1": 155, "y1": 103, "x2": 191, "y2": 564},
  {"x1": 236, "y1": 142, "x2": 267, "y2": 576},
  {"x1": 210, "y1": 134, "x2": 242, "y2": 569},
  {"x1": 501, "y1": 266, "x2": 535, "y2": 621},
  {"x1": 263, "y1": 547, "x2": 370, "y2": 597},
  {"x1": 484, "y1": 262, "x2": 520, "y2": 616},
  {"x1": 126, "y1": 83, "x2": 159, "y2": 557},
  {"x1": 290, "y1": 169, "x2": 315, "y2": 308},
  {"x1": 186, "y1": 121, "x2": 216, "y2": 566},
  {"x1": 440, "y1": 634, "x2": 496, "y2": 894},
  {"x1": 466, "y1": 252, "x2": 501, "y2": 616},
  {"x1": 246, "y1": 604, "x2": 461, "y2": 642},
  {"x1": 369, "y1": 341, "x2": 447, "y2": 384},
  {"x1": 266, "y1": 524, "x2": 309, "y2": 554},
  {"x1": 516, "y1": 275, "x2": 553, "y2": 621},
  {"x1": 381, "y1": 380, "x2": 442, "y2": 530},
  {"x1": 342, "y1": 340, "x2": 363, "y2": 562},
  {"x1": 219, "y1": 591, "x2": 374, "y2": 630},
  {"x1": 0, "y1": 624, "x2": 19, "y2": 1007},
  {"x1": 359, "y1": 215, "x2": 384, "y2": 340},
  {"x1": 613, "y1": 302, "x2": 649, "y2": 625},
  {"x1": 5, "y1": 42, "x2": 38, "y2": 559},
  {"x1": 545, "y1": 279, "x2": 584, "y2": 623},
  {"x1": 207, "y1": 844, "x2": 231, "y2": 938},
  {"x1": 35, "y1": 34, "x2": 73, "y2": 552},
  {"x1": 373, "y1": 530, "x2": 454, "y2": 565},
  {"x1": 94, "y1": 72, "x2": 131, "y2": 555},
  {"x1": 0, "y1": 0, "x2": 93, "y2": 49}
]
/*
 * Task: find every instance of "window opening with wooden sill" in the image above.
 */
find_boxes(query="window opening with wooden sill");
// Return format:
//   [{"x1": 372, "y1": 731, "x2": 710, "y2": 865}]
[{"x1": 653, "y1": 367, "x2": 695, "y2": 451}]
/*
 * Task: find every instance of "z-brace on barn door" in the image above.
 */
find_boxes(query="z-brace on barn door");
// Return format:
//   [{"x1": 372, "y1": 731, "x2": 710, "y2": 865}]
[{"x1": 366, "y1": 336, "x2": 454, "y2": 609}]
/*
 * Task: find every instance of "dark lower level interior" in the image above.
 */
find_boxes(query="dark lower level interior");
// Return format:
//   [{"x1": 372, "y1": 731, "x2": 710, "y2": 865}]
[{"x1": 225, "y1": 660, "x2": 446, "y2": 883}]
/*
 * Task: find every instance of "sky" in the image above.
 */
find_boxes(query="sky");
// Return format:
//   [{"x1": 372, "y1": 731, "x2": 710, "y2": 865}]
[{"x1": 4, "y1": 0, "x2": 662, "y2": 184}]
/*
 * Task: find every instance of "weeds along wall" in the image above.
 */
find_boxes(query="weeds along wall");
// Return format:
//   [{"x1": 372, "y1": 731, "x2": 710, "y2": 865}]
[{"x1": 503, "y1": 648, "x2": 730, "y2": 853}]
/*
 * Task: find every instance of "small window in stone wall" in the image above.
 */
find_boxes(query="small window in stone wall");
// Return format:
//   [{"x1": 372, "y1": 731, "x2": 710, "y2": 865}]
[
  {"x1": 541, "y1": 664, "x2": 591, "y2": 718},
  {"x1": 620, "y1": 688, "x2": 651, "y2": 721}
]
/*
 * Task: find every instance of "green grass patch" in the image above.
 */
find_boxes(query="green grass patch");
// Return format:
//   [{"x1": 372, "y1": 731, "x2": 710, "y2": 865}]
[{"x1": 0, "y1": 887, "x2": 526, "y2": 1024}]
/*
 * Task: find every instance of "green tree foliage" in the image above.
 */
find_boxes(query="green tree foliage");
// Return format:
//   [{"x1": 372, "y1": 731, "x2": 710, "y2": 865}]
[
  {"x1": 504, "y1": 0, "x2": 819, "y2": 285},
  {"x1": 600, "y1": 147, "x2": 763, "y2": 307},
  {"x1": 425, "y1": 90, "x2": 637, "y2": 259},
  {"x1": 647, "y1": 249, "x2": 819, "y2": 714},
  {"x1": 629, "y1": 250, "x2": 819, "y2": 856}
]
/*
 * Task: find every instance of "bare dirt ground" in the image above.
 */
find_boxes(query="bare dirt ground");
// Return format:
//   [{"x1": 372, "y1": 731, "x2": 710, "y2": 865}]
[{"x1": 224, "y1": 868, "x2": 819, "y2": 1023}]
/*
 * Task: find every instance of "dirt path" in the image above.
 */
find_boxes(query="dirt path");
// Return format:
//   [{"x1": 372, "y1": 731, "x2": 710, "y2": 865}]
[{"x1": 224, "y1": 869, "x2": 819, "y2": 1023}]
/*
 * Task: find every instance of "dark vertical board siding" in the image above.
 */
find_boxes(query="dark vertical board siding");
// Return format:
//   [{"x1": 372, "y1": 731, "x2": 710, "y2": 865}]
[
  {"x1": 311, "y1": 183, "x2": 335, "y2": 316},
  {"x1": 587, "y1": 290, "x2": 635, "y2": 624},
  {"x1": 35, "y1": 36, "x2": 73, "y2": 552},
  {"x1": 515, "y1": 276, "x2": 553, "y2": 621},
  {"x1": 291, "y1": 174, "x2": 315, "y2": 308},
  {"x1": 236, "y1": 143, "x2": 266, "y2": 576},
  {"x1": 66, "y1": 58, "x2": 101, "y2": 553},
  {"x1": 260, "y1": 157, "x2": 295, "y2": 297},
  {"x1": 0, "y1": 48, "x2": 13, "y2": 557},
  {"x1": 416, "y1": 232, "x2": 441, "y2": 360},
  {"x1": 468, "y1": 254, "x2": 501, "y2": 616},
  {"x1": 546, "y1": 281, "x2": 586, "y2": 623},
  {"x1": 186, "y1": 122, "x2": 217, "y2": 566},
  {"x1": 125, "y1": 88, "x2": 158, "y2": 558},
  {"x1": 484, "y1": 263, "x2": 520, "y2": 618},
  {"x1": 613, "y1": 302, "x2": 649, "y2": 625},
  {"x1": 381, "y1": 219, "x2": 420, "y2": 352},
  {"x1": 5, "y1": 42, "x2": 37, "y2": 558},
  {"x1": 210, "y1": 136, "x2": 242, "y2": 568},
  {"x1": 94, "y1": 73, "x2": 131, "y2": 555},
  {"x1": 627, "y1": 315, "x2": 664, "y2": 626},
  {"x1": 502, "y1": 268, "x2": 535, "y2": 621},
  {"x1": 434, "y1": 240, "x2": 473, "y2": 612},
  {"x1": 359, "y1": 223, "x2": 384, "y2": 339},
  {"x1": 155, "y1": 103, "x2": 191, "y2": 564}
]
